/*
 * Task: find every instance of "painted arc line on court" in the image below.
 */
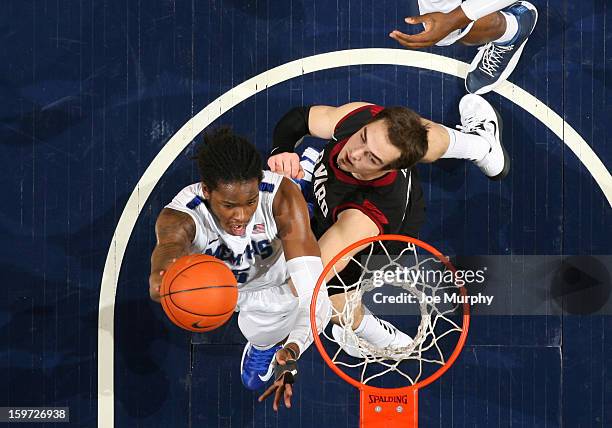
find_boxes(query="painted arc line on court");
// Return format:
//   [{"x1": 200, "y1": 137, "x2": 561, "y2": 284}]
[{"x1": 97, "y1": 47, "x2": 612, "y2": 427}]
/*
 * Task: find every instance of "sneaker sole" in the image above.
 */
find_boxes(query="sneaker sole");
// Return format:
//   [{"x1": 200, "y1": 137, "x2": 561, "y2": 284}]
[
  {"x1": 240, "y1": 342, "x2": 262, "y2": 390},
  {"x1": 489, "y1": 106, "x2": 510, "y2": 181},
  {"x1": 467, "y1": 2, "x2": 539, "y2": 95}
]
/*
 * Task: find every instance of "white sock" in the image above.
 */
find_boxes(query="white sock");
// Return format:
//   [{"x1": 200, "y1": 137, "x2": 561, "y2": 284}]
[
  {"x1": 494, "y1": 12, "x2": 519, "y2": 45},
  {"x1": 440, "y1": 125, "x2": 490, "y2": 162},
  {"x1": 252, "y1": 343, "x2": 277, "y2": 351},
  {"x1": 354, "y1": 313, "x2": 395, "y2": 348}
]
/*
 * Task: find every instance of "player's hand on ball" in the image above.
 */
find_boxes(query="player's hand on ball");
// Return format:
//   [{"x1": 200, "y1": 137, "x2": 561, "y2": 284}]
[
  {"x1": 267, "y1": 152, "x2": 304, "y2": 179},
  {"x1": 148, "y1": 258, "x2": 176, "y2": 302},
  {"x1": 258, "y1": 347, "x2": 299, "y2": 411},
  {"x1": 148, "y1": 271, "x2": 164, "y2": 302}
]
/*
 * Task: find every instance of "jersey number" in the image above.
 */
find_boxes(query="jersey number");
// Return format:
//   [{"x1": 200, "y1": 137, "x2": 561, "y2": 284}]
[{"x1": 232, "y1": 268, "x2": 249, "y2": 284}]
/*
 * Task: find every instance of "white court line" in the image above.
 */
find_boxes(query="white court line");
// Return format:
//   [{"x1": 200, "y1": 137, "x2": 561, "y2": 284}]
[{"x1": 97, "y1": 48, "x2": 612, "y2": 427}]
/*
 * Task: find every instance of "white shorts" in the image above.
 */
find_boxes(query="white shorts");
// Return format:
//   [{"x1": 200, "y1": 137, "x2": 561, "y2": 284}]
[
  {"x1": 418, "y1": 0, "x2": 473, "y2": 46},
  {"x1": 236, "y1": 283, "x2": 299, "y2": 349}
]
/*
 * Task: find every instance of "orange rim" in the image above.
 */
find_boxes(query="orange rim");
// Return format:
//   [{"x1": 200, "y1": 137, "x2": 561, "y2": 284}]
[{"x1": 310, "y1": 234, "x2": 470, "y2": 391}]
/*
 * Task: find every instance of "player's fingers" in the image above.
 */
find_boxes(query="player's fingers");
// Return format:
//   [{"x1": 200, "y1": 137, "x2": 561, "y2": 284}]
[
  {"x1": 275, "y1": 158, "x2": 282, "y2": 175},
  {"x1": 278, "y1": 158, "x2": 286, "y2": 175},
  {"x1": 260, "y1": 379, "x2": 284, "y2": 403},
  {"x1": 405, "y1": 15, "x2": 426, "y2": 25},
  {"x1": 268, "y1": 157, "x2": 279, "y2": 173},
  {"x1": 284, "y1": 384, "x2": 293, "y2": 408},
  {"x1": 290, "y1": 159, "x2": 301, "y2": 178},
  {"x1": 391, "y1": 29, "x2": 431, "y2": 43},
  {"x1": 274, "y1": 158, "x2": 284, "y2": 174},
  {"x1": 389, "y1": 31, "x2": 431, "y2": 48},
  {"x1": 282, "y1": 158, "x2": 294, "y2": 177},
  {"x1": 273, "y1": 385, "x2": 284, "y2": 412},
  {"x1": 150, "y1": 280, "x2": 161, "y2": 296},
  {"x1": 296, "y1": 168, "x2": 305, "y2": 180},
  {"x1": 258, "y1": 384, "x2": 276, "y2": 401}
]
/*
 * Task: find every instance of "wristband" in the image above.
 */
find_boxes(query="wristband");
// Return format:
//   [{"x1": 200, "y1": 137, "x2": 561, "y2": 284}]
[{"x1": 460, "y1": 0, "x2": 516, "y2": 21}]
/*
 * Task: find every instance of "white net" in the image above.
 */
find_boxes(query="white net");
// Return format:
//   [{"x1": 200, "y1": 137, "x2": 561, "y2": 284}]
[{"x1": 322, "y1": 239, "x2": 468, "y2": 386}]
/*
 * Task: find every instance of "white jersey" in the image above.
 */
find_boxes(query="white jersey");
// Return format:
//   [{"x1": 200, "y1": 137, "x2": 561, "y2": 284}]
[{"x1": 165, "y1": 171, "x2": 288, "y2": 292}]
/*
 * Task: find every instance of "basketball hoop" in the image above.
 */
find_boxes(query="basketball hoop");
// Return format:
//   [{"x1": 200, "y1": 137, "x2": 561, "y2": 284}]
[{"x1": 310, "y1": 235, "x2": 470, "y2": 427}]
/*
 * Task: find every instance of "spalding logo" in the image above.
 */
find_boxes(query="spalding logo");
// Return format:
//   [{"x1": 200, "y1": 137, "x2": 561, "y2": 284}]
[{"x1": 368, "y1": 394, "x2": 408, "y2": 405}]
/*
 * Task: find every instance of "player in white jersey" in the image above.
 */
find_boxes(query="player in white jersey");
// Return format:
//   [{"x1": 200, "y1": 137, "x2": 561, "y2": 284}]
[
  {"x1": 148, "y1": 128, "x2": 331, "y2": 411},
  {"x1": 164, "y1": 175, "x2": 287, "y2": 295}
]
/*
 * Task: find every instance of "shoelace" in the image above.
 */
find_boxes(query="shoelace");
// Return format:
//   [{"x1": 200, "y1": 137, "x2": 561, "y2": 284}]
[
  {"x1": 245, "y1": 346, "x2": 278, "y2": 372},
  {"x1": 456, "y1": 115, "x2": 488, "y2": 135},
  {"x1": 457, "y1": 116, "x2": 494, "y2": 159},
  {"x1": 477, "y1": 43, "x2": 515, "y2": 78}
]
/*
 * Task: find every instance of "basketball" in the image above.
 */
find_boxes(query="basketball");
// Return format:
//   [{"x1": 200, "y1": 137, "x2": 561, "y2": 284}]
[{"x1": 160, "y1": 254, "x2": 238, "y2": 332}]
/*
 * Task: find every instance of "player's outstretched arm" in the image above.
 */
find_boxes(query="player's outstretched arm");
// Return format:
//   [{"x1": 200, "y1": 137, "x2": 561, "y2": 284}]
[
  {"x1": 390, "y1": 0, "x2": 516, "y2": 48},
  {"x1": 267, "y1": 102, "x2": 372, "y2": 178},
  {"x1": 149, "y1": 208, "x2": 195, "y2": 302},
  {"x1": 258, "y1": 177, "x2": 331, "y2": 411},
  {"x1": 272, "y1": 177, "x2": 329, "y2": 357}
]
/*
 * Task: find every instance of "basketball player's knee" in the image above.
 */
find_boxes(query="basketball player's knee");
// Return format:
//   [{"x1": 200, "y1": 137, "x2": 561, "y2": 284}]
[
  {"x1": 329, "y1": 292, "x2": 365, "y2": 327},
  {"x1": 316, "y1": 287, "x2": 332, "y2": 326},
  {"x1": 329, "y1": 293, "x2": 345, "y2": 312},
  {"x1": 238, "y1": 311, "x2": 283, "y2": 346},
  {"x1": 460, "y1": 12, "x2": 506, "y2": 46}
]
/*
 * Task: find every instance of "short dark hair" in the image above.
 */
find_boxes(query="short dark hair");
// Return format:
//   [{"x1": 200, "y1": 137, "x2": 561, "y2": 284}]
[
  {"x1": 196, "y1": 127, "x2": 263, "y2": 190},
  {"x1": 367, "y1": 107, "x2": 429, "y2": 170}
]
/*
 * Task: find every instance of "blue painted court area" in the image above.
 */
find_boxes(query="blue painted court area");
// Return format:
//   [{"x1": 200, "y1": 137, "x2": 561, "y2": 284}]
[{"x1": 1, "y1": 0, "x2": 611, "y2": 427}]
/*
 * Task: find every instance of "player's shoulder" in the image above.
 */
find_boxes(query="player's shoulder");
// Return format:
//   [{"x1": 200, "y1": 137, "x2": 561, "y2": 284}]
[
  {"x1": 268, "y1": 174, "x2": 308, "y2": 217},
  {"x1": 166, "y1": 182, "x2": 205, "y2": 210},
  {"x1": 176, "y1": 181, "x2": 202, "y2": 195},
  {"x1": 373, "y1": 168, "x2": 412, "y2": 199},
  {"x1": 267, "y1": 174, "x2": 300, "y2": 201},
  {"x1": 260, "y1": 171, "x2": 297, "y2": 221},
  {"x1": 333, "y1": 103, "x2": 385, "y2": 138},
  {"x1": 337, "y1": 102, "x2": 383, "y2": 119},
  {"x1": 157, "y1": 206, "x2": 197, "y2": 239}
]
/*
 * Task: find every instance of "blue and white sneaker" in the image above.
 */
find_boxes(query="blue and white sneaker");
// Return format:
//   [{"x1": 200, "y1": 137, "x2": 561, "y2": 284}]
[
  {"x1": 465, "y1": 1, "x2": 538, "y2": 95},
  {"x1": 240, "y1": 342, "x2": 282, "y2": 390}
]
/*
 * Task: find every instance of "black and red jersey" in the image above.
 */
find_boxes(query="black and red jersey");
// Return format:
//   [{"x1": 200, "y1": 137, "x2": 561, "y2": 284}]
[{"x1": 310, "y1": 104, "x2": 425, "y2": 240}]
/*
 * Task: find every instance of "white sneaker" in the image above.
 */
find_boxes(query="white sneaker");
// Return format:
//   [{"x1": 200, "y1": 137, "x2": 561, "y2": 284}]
[
  {"x1": 457, "y1": 94, "x2": 509, "y2": 180},
  {"x1": 331, "y1": 315, "x2": 413, "y2": 358},
  {"x1": 331, "y1": 324, "x2": 362, "y2": 357}
]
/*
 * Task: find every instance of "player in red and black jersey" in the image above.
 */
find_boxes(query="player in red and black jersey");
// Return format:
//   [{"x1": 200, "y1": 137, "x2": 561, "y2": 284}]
[
  {"x1": 267, "y1": 96, "x2": 506, "y2": 355},
  {"x1": 305, "y1": 104, "x2": 425, "y2": 241}
]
